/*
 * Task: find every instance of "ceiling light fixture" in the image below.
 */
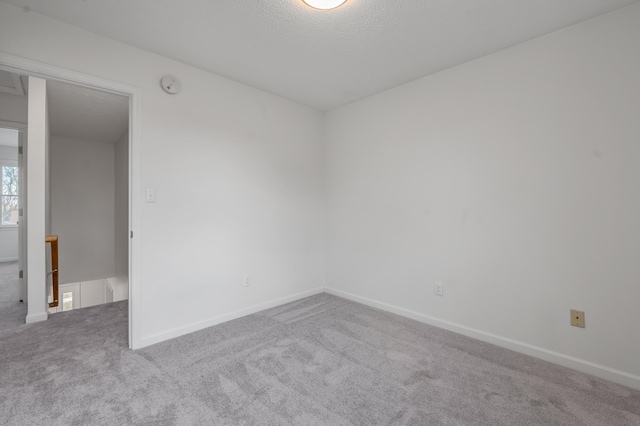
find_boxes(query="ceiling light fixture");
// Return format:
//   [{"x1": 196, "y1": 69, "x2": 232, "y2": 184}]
[{"x1": 302, "y1": 0, "x2": 348, "y2": 10}]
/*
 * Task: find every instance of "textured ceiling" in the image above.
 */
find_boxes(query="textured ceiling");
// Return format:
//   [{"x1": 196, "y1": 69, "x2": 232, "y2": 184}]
[
  {"x1": 47, "y1": 80, "x2": 129, "y2": 144},
  {"x1": 3, "y1": 0, "x2": 639, "y2": 110}
]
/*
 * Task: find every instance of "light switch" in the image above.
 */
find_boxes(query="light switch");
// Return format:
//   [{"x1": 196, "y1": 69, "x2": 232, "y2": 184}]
[{"x1": 145, "y1": 188, "x2": 156, "y2": 203}]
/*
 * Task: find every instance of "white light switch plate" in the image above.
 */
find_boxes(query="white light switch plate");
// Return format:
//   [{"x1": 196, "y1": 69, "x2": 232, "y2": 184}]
[{"x1": 145, "y1": 188, "x2": 156, "y2": 203}]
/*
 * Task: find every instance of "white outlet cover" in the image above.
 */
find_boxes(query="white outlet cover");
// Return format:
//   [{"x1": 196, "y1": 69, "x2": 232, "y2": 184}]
[{"x1": 145, "y1": 188, "x2": 156, "y2": 203}]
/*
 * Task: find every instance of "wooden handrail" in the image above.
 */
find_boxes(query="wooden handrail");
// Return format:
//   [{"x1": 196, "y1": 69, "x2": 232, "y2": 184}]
[{"x1": 46, "y1": 235, "x2": 59, "y2": 308}]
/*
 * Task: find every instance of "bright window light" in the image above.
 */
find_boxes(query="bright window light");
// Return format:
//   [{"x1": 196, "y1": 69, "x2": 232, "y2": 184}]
[
  {"x1": 1, "y1": 165, "x2": 19, "y2": 226},
  {"x1": 62, "y1": 292, "x2": 74, "y2": 311},
  {"x1": 302, "y1": 0, "x2": 348, "y2": 10}
]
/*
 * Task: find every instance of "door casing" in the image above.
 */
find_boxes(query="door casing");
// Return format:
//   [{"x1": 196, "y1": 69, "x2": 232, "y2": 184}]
[{"x1": 0, "y1": 52, "x2": 141, "y2": 350}]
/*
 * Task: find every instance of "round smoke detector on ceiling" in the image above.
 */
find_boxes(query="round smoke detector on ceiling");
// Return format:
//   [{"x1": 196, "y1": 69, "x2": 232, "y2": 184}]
[
  {"x1": 302, "y1": 0, "x2": 347, "y2": 10},
  {"x1": 160, "y1": 75, "x2": 180, "y2": 94}
]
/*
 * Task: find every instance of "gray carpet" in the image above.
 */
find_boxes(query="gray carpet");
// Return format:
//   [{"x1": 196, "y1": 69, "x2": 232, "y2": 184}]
[
  {"x1": 0, "y1": 294, "x2": 639, "y2": 425},
  {"x1": 0, "y1": 301, "x2": 26, "y2": 330},
  {"x1": 0, "y1": 261, "x2": 19, "y2": 303}
]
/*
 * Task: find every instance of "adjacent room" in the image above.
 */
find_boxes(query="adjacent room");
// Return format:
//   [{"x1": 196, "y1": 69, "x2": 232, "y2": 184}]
[
  {"x1": 0, "y1": 0, "x2": 639, "y2": 424},
  {"x1": 0, "y1": 127, "x2": 20, "y2": 306},
  {"x1": 47, "y1": 80, "x2": 130, "y2": 314},
  {"x1": 0, "y1": 74, "x2": 26, "y2": 329}
]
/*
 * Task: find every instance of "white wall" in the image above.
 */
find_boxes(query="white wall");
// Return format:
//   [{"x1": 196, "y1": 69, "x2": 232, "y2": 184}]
[
  {"x1": 0, "y1": 145, "x2": 19, "y2": 262},
  {"x1": 45, "y1": 96, "x2": 51, "y2": 238},
  {"x1": 51, "y1": 137, "x2": 115, "y2": 284},
  {"x1": 325, "y1": 4, "x2": 640, "y2": 387},
  {"x1": 114, "y1": 132, "x2": 128, "y2": 277},
  {"x1": 0, "y1": 91, "x2": 27, "y2": 124},
  {"x1": 0, "y1": 2, "x2": 324, "y2": 346}
]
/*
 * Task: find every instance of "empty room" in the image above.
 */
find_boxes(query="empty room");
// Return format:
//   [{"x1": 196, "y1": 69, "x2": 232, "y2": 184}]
[{"x1": 0, "y1": 0, "x2": 639, "y2": 425}]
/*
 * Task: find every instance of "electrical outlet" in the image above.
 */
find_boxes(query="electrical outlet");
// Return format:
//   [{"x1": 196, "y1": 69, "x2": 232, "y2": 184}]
[
  {"x1": 243, "y1": 275, "x2": 251, "y2": 287},
  {"x1": 570, "y1": 309, "x2": 585, "y2": 328},
  {"x1": 434, "y1": 282, "x2": 444, "y2": 297}
]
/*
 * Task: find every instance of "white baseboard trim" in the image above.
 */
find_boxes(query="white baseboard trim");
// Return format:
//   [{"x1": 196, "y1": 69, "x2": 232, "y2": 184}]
[
  {"x1": 0, "y1": 257, "x2": 18, "y2": 263},
  {"x1": 25, "y1": 311, "x2": 48, "y2": 324},
  {"x1": 324, "y1": 287, "x2": 640, "y2": 391},
  {"x1": 138, "y1": 287, "x2": 324, "y2": 349}
]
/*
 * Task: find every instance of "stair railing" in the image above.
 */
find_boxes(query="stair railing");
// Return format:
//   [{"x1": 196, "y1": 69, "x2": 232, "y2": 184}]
[{"x1": 46, "y1": 235, "x2": 59, "y2": 308}]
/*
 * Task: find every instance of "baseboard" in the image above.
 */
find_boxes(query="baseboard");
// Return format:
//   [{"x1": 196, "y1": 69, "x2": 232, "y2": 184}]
[
  {"x1": 138, "y1": 287, "x2": 324, "y2": 348},
  {"x1": 324, "y1": 287, "x2": 640, "y2": 391},
  {"x1": 25, "y1": 311, "x2": 48, "y2": 324},
  {"x1": 0, "y1": 257, "x2": 18, "y2": 263}
]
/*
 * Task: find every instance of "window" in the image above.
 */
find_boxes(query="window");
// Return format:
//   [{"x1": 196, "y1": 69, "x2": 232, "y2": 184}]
[
  {"x1": 62, "y1": 292, "x2": 74, "y2": 311},
  {"x1": 1, "y1": 164, "x2": 19, "y2": 226}
]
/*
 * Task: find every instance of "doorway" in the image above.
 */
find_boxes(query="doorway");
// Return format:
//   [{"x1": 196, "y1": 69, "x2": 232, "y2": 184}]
[
  {"x1": 0, "y1": 53, "x2": 140, "y2": 349},
  {"x1": 46, "y1": 79, "x2": 130, "y2": 315},
  {"x1": 0, "y1": 123, "x2": 25, "y2": 327}
]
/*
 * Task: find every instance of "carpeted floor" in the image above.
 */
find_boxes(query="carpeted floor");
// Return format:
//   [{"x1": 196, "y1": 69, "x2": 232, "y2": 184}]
[
  {"x1": 0, "y1": 261, "x2": 19, "y2": 303},
  {"x1": 0, "y1": 294, "x2": 639, "y2": 425},
  {"x1": 0, "y1": 301, "x2": 26, "y2": 330}
]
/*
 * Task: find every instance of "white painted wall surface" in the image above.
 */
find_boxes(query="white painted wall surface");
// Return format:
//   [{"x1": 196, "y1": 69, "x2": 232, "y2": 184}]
[
  {"x1": 0, "y1": 146, "x2": 19, "y2": 159},
  {"x1": 25, "y1": 76, "x2": 48, "y2": 323},
  {"x1": 114, "y1": 132, "x2": 128, "y2": 278},
  {"x1": 51, "y1": 137, "x2": 115, "y2": 284},
  {"x1": 0, "y1": 226, "x2": 18, "y2": 262},
  {"x1": 325, "y1": 5, "x2": 640, "y2": 385},
  {"x1": 45, "y1": 99, "x2": 51, "y2": 237},
  {"x1": 0, "y1": 3, "x2": 324, "y2": 345},
  {"x1": 0, "y1": 91, "x2": 27, "y2": 124},
  {"x1": 79, "y1": 278, "x2": 107, "y2": 308},
  {"x1": 0, "y1": 145, "x2": 19, "y2": 261}
]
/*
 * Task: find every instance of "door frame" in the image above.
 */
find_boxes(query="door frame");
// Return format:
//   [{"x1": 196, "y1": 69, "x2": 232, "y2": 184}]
[{"x1": 0, "y1": 52, "x2": 141, "y2": 350}]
